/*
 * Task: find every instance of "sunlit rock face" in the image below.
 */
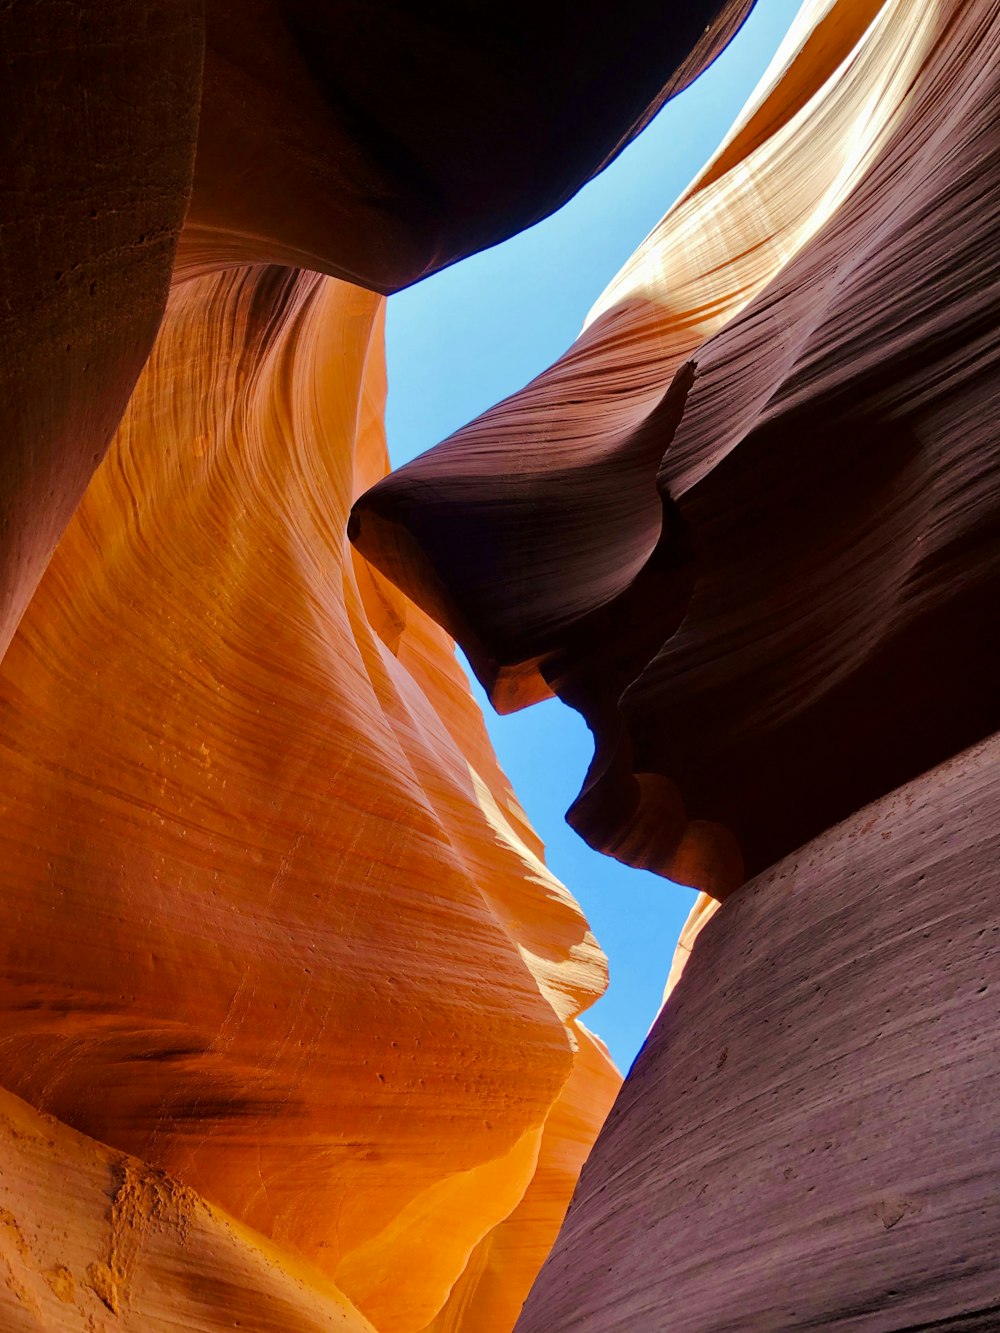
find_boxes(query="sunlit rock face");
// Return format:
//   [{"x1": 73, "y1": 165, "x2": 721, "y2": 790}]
[
  {"x1": 0, "y1": 266, "x2": 618, "y2": 1331},
  {"x1": 7, "y1": 0, "x2": 998, "y2": 1326},
  {"x1": 516, "y1": 734, "x2": 1000, "y2": 1332},
  {"x1": 353, "y1": 0, "x2": 1000, "y2": 899},
  {"x1": 353, "y1": 1, "x2": 1000, "y2": 1321}
]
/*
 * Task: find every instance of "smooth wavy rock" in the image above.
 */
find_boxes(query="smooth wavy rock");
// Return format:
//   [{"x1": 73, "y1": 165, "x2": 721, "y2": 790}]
[
  {"x1": 352, "y1": 0, "x2": 1000, "y2": 897},
  {"x1": 0, "y1": 1082, "x2": 375, "y2": 1332},
  {"x1": 179, "y1": 0, "x2": 755, "y2": 288},
  {"x1": 517, "y1": 731, "x2": 1000, "y2": 1332},
  {"x1": 424, "y1": 1022, "x2": 620, "y2": 1333},
  {"x1": 0, "y1": 265, "x2": 618, "y2": 1332}
]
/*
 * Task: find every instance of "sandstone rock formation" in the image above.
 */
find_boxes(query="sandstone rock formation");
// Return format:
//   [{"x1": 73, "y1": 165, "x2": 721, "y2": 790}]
[
  {"x1": 353, "y1": 0, "x2": 1000, "y2": 898},
  {"x1": 424, "y1": 1022, "x2": 621, "y2": 1333},
  {"x1": 350, "y1": 0, "x2": 1000, "y2": 1324},
  {"x1": 182, "y1": 0, "x2": 757, "y2": 288},
  {"x1": 5, "y1": 0, "x2": 998, "y2": 1327},
  {"x1": 0, "y1": 2, "x2": 202, "y2": 664},
  {"x1": 516, "y1": 734, "x2": 1000, "y2": 1332},
  {"x1": 0, "y1": 265, "x2": 619, "y2": 1331},
  {"x1": 0, "y1": 11, "x2": 768, "y2": 1324}
]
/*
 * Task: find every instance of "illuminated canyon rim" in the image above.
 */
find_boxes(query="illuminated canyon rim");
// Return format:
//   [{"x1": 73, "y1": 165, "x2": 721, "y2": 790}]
[{"x1": 0, "y1": 2, "x2": 997, "y2": 1330}]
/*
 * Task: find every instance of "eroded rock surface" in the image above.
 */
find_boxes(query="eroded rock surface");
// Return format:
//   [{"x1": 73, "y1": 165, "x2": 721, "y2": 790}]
[
  {"x1": 0, "y1": 1083, "x2": 376, "y2": 1332},
  {"x1": 183, "y1": 0, "x2": 757, "y2": 288},
  {"x1": 4, "y1": 0, "x2": 998, "y2": 1327},
  {"x1": 0, "y1": 0, "x2": 754, "y2": 670},
  {"x1": 0, "y1": 2, "x2": 202, "y2": 663}
]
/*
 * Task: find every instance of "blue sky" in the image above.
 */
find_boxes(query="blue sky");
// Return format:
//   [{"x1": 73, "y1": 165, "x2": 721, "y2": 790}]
[{"x1": 385, "y1": 0, "x2": 803, "y2": 1073}]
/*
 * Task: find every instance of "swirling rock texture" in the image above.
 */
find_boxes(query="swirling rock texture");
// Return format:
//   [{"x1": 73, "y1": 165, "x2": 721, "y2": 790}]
[
  {"x1": 181, "y1": 0, "x2": 756, "y2": 287},
  {"x1": 352, "y1": 0, "x2": 1000, "y2": 1325},
  {"x1": 0, "y1": 266, "x2": 619, "y2": 1332},
  {"x1": 0, "y1": 5, "x2": 764, "y2": 1329},
  {"x1": 6, "y1": 0, "x2": 999, "y2": 1328}
]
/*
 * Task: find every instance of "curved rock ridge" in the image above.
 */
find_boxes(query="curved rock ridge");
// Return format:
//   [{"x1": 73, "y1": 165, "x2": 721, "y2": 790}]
[
  {"x1": 180, "y1": 0, "x2": 758, "y2": 289},
  {"x1": 0, "y1": 265, "x2": 618, "y2": 1332},
  {"x1": 0, "y1": 1, "x2": 755, "y2": 701},
  {"x1": 0, "y1": 1081, "x2": 376, "y2": 1332},
  {"x1": 424, "y1": 1021, "x2": 620, "y2": 1333},
  {"x1": 516, "y1": 730, "x2": 1000, "y2": 1332},
  {"x1": 352, "y1": 0, "x2": 1000, "y2": 897}
]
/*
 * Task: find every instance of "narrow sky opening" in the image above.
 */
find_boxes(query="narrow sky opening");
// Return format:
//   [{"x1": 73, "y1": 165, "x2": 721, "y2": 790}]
[{"x1": 384, "y1": 0, "x2": 803, "y2": 1072}]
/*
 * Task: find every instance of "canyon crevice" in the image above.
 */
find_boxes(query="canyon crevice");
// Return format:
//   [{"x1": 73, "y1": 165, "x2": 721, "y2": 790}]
[
  {"x1": 2, "y1": 0, "x2": 998, "y2": 1328},
  {"x1": 353, "y1": 0, "x2": 1000, "y2": 901}
]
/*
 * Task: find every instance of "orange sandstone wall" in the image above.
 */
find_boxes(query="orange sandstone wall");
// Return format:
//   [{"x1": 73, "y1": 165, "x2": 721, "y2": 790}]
[
  {"x1": 0, "y1": 264, "x2": 619, "y2": 1331},
  {"x1": 352, "y1": 1, "x2": 1000, "y2": 1321},
  {"x1": 424, "y1": 1022, "x2": 620, "y2": 1333},
  {"x1": 0, "y1": 0, "x2": 754, "y2": 675},
  {"x1": 0, "y1": 6, "x2": 775, "y2": 1325}
]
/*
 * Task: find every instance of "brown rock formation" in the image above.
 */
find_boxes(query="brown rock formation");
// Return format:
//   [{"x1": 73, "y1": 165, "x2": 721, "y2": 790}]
[
  {"x1": 0, "y1": 265, "x2": 617, "y2": 1331},
  {"x1": 0, "y1": 0, "x2": 754, "y2": 674},
  {"x1": 6, "y1": 0, "x2": 997, "y2": 1327},
  {"x1": 353, "y1": 0, "x2": 1000, "y2": 898},
  {"x1": 182, "y1": 0, "x2": 758, "y2": 288},
  {"x1": 0, "y1": 2, "x2": 201, "y2": 663},
  {"x1": 516, "y1": 733, "x2": 1000, "y2": 1331},
  {"x1": 350, "y1": 6, "x2": 1000, "y2": 1317}
]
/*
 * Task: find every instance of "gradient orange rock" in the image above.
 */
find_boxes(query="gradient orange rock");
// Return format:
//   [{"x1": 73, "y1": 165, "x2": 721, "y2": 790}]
[
  {"x1": 0, "y1": 265, "x2": 618, "y2": 1331},
  {"x1": 424, "y1": 1022, "x2": 620, "y2": 1333},
  {"x1": 353, "y1": 0, "x2": 1000, "y2": 898},
  {"x1": 8, "y1": 0, "x2": 998, "y2": 1327}
]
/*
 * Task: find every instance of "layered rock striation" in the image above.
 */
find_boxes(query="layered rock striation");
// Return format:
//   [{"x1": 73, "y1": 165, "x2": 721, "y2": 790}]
[
  {"x1": 352, "y1": 1, "x2": 1000, "y2": 1323},
  {"x1": 0, "y1": 10, "x2": 770, "y2": 1326},
  {"x1": 182, "y1": 0, "x2": 757, "y2": 288},
  {"x1": 0, "y1": 2, "x2": 202, "y2": 665},
  {"x1": 0, "y1": 0, "x2": 754, "y2": 667},
  {"x1": 0, "y1": 266, "x2": 619, "y2": 1331},
  {"x1": 5, "y1": 0, "x2": 999, "y2": 1328},
  {"x1": 516, "y1": 734, "x2": 1000, "y2": 1331}
]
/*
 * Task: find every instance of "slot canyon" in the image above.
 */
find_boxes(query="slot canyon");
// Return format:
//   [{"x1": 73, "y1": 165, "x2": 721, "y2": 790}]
[{"x1": 0, "y1": 1, "x2": 997, "y2": 1329}]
